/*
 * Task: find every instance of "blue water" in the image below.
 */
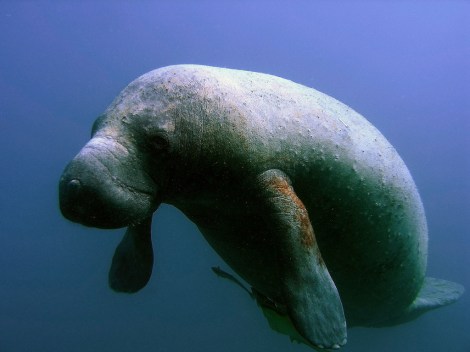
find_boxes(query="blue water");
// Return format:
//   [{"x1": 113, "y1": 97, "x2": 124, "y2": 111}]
[{"x1": 0, "y1": 2, "x2": 468, "y2": 351}]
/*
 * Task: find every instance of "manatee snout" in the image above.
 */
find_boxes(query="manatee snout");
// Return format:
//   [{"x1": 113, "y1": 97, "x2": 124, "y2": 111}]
[{"x1": 59, "y1": 137, "x2": 159, "y2": 228}]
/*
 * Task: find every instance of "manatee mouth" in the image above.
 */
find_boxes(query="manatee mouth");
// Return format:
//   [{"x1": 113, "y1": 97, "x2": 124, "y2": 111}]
[
  {"x1": 60, "y1": 175, "x2": 157, "y2": 229},
  {"x1": 59, "y1": 143, "x2": 159, "y2": 229}
]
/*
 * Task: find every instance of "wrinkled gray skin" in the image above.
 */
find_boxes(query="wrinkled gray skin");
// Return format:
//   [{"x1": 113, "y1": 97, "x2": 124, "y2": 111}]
[{"x1": 59, "y1": 65, "x2": 463, "y2": 350}]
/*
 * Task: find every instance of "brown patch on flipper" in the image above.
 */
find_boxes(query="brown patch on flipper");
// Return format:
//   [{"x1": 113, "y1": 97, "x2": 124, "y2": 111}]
[
  {"x1": 257, "y1": 169, "x2": 346, "y2": 349},
  {"x1": 265, "y1": 173, "x2": 317, "y2": 251}
]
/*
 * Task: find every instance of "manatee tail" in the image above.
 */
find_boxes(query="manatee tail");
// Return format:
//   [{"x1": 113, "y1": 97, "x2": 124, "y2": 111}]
[{"x1": 374, "y1": 277, "x2": 464, "y2": 327}]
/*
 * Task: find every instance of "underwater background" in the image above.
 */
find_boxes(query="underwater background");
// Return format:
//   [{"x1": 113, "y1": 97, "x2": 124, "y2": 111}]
[{"x1": 0, "y1": 1, "x2": 468, "y2": 351}]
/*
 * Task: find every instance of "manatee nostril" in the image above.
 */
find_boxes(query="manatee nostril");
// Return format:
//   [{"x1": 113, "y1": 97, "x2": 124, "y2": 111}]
[
  {"x1": 67, "y1": 179, "x2": 82, "y2": 197},
  {"x1": 59, "y1": 178, "x2": 86, "y2": 221}
]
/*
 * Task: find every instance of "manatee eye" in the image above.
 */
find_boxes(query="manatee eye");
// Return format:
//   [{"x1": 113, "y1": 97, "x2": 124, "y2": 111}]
[
  {"x1": 148, "y1": 133, "x2": 170, "y2": 152},
  {"x1": 91, "y1": 115, "x2": 106, "y2": 137}
]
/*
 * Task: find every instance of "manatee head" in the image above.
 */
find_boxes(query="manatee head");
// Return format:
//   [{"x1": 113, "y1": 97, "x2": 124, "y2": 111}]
[{"x1": 59, "y1": 73, "x2": 180, "y2": 229}]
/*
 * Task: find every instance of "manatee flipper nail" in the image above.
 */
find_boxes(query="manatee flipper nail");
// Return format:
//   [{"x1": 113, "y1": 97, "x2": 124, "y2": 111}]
[
  {"x1": 257, "y1": 169, "x2": 347, "y2": 349},
  {"x1": 109, "y1": 217, "x2": 153, "y2": 293}
]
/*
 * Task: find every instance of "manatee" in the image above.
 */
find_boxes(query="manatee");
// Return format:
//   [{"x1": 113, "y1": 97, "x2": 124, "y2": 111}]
[{"x1": 59, "y1": 65, "x2": 464, "y2": 349}]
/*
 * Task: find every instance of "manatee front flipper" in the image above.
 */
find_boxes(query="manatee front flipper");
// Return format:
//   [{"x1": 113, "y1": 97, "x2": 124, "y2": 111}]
[
  {"x1": 109, "y1": 217, "x2": 153, "y2": 293},
  {"x1": 211, "y1": 266, "x2": 318, "y2": 348},
  {"x1": 257, "y1": 169, "x2": 347, "y2": 349}
]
